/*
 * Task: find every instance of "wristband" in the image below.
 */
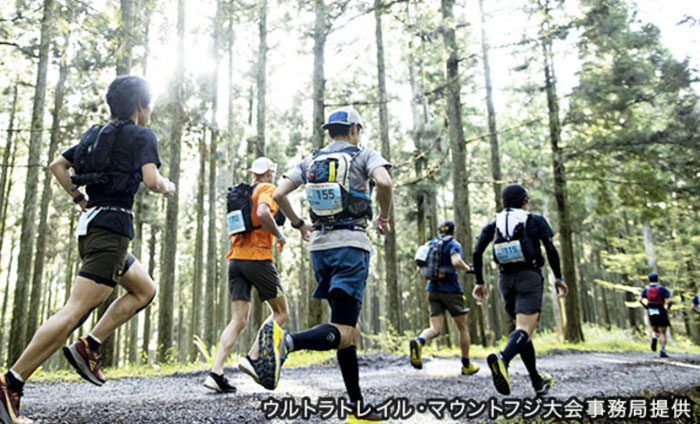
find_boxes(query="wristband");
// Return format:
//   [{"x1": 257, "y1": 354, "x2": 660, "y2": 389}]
[
  {"x1": 277, "y1": 232, "x2": 285, "y2": 239},
  {"x1": 378, "y1": 216, "x2": 389, "y2": 226},
  {"x1": 555, "y1": 277, "x2": 564, "y2": 283},
  {"x1": 73, "y1": 193, "x2": 85, "y2": 204},
  {"x1": 292, "y1": 218, "x2": 305, "y2": 229},
  {"x1": 476, "y1": 281, "x2": 485, "y2": 286}
]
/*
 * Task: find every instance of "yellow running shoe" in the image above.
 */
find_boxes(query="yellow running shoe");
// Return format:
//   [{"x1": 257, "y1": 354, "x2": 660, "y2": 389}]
[
  {"x1": 487, "y1": 353, "x2": 511, "y2": 395},
  {"x1": 409, "y1": 339, "x2": 422, "y2": 369},
  {"x1": 461, "y1": 362, "x2": 480, "y2": 375}
]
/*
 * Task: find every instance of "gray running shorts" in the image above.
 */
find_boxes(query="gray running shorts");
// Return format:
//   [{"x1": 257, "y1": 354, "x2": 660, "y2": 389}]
[{"x1": 498, "y1": 268, "x2": 544, "y2": 319}]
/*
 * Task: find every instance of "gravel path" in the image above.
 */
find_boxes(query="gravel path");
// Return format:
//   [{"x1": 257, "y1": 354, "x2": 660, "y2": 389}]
[{"x1": 22, "y1": 351, "x2": 700, "y2": 423}]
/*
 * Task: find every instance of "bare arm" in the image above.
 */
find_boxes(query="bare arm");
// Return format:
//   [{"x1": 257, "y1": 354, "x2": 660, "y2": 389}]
[
  {"x1": 257, "y1": 202, "x2": 282, "y2": 238},
  {"x1": 451, "y1": 253, "x2": 473, "y2": 273},
  {"x1": 372, "y1": 166, "x2": 392, "y2": 220},
  {"x1": 49, "y1": 155, "x2": 87, "y2": 210},
  {"x1": 273, "y1": 177, "x2": 313, "y2": 241},
  {"x1": 142, "y1": 163, "x2": 175, "y2": 196}
]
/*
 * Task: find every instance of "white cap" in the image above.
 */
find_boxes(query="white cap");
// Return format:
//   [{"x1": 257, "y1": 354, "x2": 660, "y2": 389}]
[
  {"x1": 248, "y1": 157, "x2": 277, "y2": 175},
  {"x1": 321, "y1": 106, "x2": 364, "y2": 129}
]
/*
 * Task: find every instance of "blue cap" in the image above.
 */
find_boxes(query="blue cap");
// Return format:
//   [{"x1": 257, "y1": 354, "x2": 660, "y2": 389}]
[
  {"x1": 321, "y1": 107, "x2": 364, "y2": 129},
  {"x1": 648, "y1": 272, "x2": 658, "y2": 282}
]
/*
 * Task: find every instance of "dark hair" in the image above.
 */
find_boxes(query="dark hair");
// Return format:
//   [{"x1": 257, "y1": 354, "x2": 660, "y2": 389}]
[
  {"x1": 106, "y1": 76, "x2": 151, "y2": 120},
  {"x1": 326, "y1": 123, "x2": 351, "y2": 139},
  {"x1": 648, "y1": 272, "x2": 659, "y2": 282},
  {"x1": 501, "y1": 184, "x2": 529, "y2": 208}
]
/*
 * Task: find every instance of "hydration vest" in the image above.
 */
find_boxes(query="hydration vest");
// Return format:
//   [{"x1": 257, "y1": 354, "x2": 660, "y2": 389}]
[
  {"x1": 305, "y1": 146, "x2": 371, "y2": 226},
  {"x1": 226, "y1": 183, "x2": 286, "y2": 236},
  {"x1": 646, "y1": 285, "x2": 664, "y2": 306},
  {"x1": 492, "y1": 208, "x2": 537, "y2": 266},
  {"x1": 70, "y1": 120, "x2": 139, "y2": 194},
  {"x1": 415, "y1": 236, "x2": 455, "y2": 281}
]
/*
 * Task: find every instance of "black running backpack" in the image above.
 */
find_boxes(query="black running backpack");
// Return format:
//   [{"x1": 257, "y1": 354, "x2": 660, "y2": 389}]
[
  {"x1": 70, "y1": 120, "x2": 133, "y2": 189},
  {"x1": 226, "y1": 183, "x2": 286, "y2": 236}
]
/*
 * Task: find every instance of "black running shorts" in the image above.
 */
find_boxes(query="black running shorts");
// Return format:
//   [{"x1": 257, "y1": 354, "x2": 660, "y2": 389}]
[
  {"x1": 428, "y1": 291, "x2": 469, "y2": 317},
  {"x1": 78, "y1": 226, "x2": 134, "y2": 287},
  {"x1": 228, "y1": 259, "x2": 284, "y2": 302},
  {"x1": 498, "y1": 268, "x2": 544, "y2": 319},
  {"x1": 648, "y1": 307, "x2": 670, "y2": 328}
]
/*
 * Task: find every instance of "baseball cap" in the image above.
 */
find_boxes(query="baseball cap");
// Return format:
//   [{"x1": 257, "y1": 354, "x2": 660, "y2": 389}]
[
  {"x1": 248, "y1": 157, "x2": 277, "y2": 175},
  {"x1": 321, "y1": 107, "x2": 364, "y2": 129},
  {"x1": 648, "y1": 272, "x2": 658, "y2": 282},
  {"x1": 439, "y1": 220, "x2": 455, "y2": 235}
]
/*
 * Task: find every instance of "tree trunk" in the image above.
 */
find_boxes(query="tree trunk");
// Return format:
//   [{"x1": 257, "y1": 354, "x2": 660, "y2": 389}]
[
  {"x1": 311, "y1": 0, "x2": 327, "y2": 150},
  {"x1": 374, "y1": 0, "x2": 400, "y2": 332},
  {"x1": 478, "y1": 0, "x2": 503, "y2": 212},
  {"x1": 157, "y1": 0, "x2": 186, "y2": 363},
  {"x1": 205, "y1": 0, "x2": 222, "y2": 348},
  {"x1": 27, "y1": 39, "x2": 70, "y2": 340},
  {"x1": 8, "y1": 0, "x2": 53, "y2": 366},
  {"x1": 440, "y1": 0, "x2": 480, "y2": 344},
  {"x1": 0, "y1": 82, "x2": 19, "y2": 256},
  {"x1": 190, "y1": 134, "x2": 206, "y2": 360},
  {"x1": 255, "y1": 0, "x2": 267, "y2": 157},
  {"x1": 117, "y1": 0, "x2": 135, "y2": 75},
  {"x1": 541, "y1": 20, "x2": 584, "y2": 343},
  {"x1": 642, "y1": 221, "x2": 657, "y2": 273},
  {"x1": 142, "y1": 225, "x2": 157, "y2": 363},
  {"x1": 0, "y1": 235, "x2": 17, "y2": 364}
]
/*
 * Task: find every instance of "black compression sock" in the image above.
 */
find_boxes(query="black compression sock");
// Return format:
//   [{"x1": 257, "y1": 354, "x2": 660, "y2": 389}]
[
  {"x1": 501, "y1": 329, "x2": 529, "y2": 365},
  {"x1": 337, "y1": 346, "x2": 362, "y2": 402},
  {"x1": 86, "y1": 334, "x2": 102, "y2": 351},
  {"x1": 519, "y1": 341, "x2": 543, "y2": 387},
  {"x1": 5, "y1": 371, "x2": 24, "y2": 391},
  {"x1": 290, "y1": 324, "x2": 341, "y2": 351}
]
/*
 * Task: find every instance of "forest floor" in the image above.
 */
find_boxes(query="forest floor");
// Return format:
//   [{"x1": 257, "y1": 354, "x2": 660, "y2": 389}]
[{"x1": 21, "y1": 350, "x2": 700, "y2": 423}]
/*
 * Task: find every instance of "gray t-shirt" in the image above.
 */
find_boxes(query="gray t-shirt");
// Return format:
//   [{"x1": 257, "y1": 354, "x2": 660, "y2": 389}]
[{"x1": 283, "y1": 140, "x2": 391, "y2": 252}]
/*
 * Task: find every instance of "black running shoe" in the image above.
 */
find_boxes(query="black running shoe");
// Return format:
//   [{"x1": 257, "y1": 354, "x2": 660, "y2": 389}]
[
  {"x1": 651, "y1": 338, "x2": 658, "y2": 352},
  {"x1": 203, "y1": 372, "x2": 237, "y2": 393},
  {"x1": 659, "y1": 350, "x2": 669, "y2": 358},
  {"x1": 534, "y1": 372, "x2": 554, "y2": 397},
  {"x1": 409, "y1": 339, "x2": 422, "y2": 369},
  {"x1": 487, "y1": 353, "x2": 511, "y2": 395},
  {"x1": 347, "y1": 401, "x2": 383, "y2": 422}
]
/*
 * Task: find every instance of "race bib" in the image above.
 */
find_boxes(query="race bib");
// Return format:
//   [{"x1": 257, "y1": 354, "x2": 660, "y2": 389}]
[
  {"x1": 414, "y1": 244, "x2": 430, "y2": 262},
  {"x1": 648, "y1": 308, "x2": 660, "y2": 316},
  {"x1": 227, "y1": 210, "x2": 246, "y2": 235},
  {"x1": 76, "y1": 208, "x2": 101, "y2": 237},
  {"x1": 306, "y1": 183, "x2": 343, "y2": 216},
  {"x1": 494, "y1": 240, "x2": 525, "y2": 264}
]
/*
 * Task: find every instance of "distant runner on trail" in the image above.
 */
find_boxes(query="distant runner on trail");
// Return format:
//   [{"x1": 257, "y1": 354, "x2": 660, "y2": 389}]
[
  {"x1": 692, "y1": 292, "x2": 700, "y2": 316},
  {"x1": 252, "y1": 107, "x2": 393, "y2": 422},
  {"x1": 1, "y1": 76, "x2": 175, "y2": 424},
  {"x1": 640, "y1": 273, "x2": 673, "y2": 358},
  {"x1": 472, "y1": 184, "x2": 568, "y2": 397},
  {"x1": 409, "y1": 220, "x2": 479, "y2": 376},
  {"x1": 203, "y1": 157, "x2": 289, "y2": 393}
]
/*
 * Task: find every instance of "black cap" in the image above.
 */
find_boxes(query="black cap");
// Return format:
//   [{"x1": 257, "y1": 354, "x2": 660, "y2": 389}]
[
  {"x1": 439, "y1": 221, "x2": 455, "y2": 235},
  {"x1": 502, "y1": 184, "x2": 529, "y2": 208}
]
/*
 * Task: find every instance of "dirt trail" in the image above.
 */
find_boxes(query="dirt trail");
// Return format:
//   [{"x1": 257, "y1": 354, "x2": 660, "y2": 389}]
[{"x1": 23, "y1": 351, "x2": 700, "y2": 423}]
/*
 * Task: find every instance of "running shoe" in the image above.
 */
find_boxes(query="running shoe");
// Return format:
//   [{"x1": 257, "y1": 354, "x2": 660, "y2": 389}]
[
  {"x1": 534, "y1": 372, "x2": 554, "y2": 397},
  {"x1": 487, "y1": 353, "x2": 511, "y2": 395},
  {"x1": 255, "y1": 321, "x2": 288, "y2": 390},
  {"x1": 461, "y1": 362, "x2": 480, "y2": 375},
  {"x1": 62, "y1": 337, "x2": 106, "y2": 386},
  {"x1": 238, "y1": 355, "x2": 262, "y2": 384},
  {"x1": 651, "y1": 337, "x2": 658, "y2": 352},
  {"x1": 409, "y1": 339, "x2": 422, "y2": 369},
  {"x1": 203, "y1": 372, "x2": 237, "y2": 393},
  {"x1": 659, "y1": 350, "x2": 669, "y2": 358},
  {"x1": 347, "y1": 401, "x2": 383, "y2": 422},
  {"x1": 0, "y1": 376, "x2": 32, "y2": 424}
]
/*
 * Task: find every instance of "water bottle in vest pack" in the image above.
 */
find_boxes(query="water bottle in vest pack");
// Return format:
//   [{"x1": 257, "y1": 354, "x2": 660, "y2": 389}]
[
  {"x1": 415, "y1": 236, "x2": 452, "y2": 280},
  {"x1": 646, "y1": 285, "x2": 663, "y2": 306},
  {"x1": 492, "y1": 209, "x2": 537, "y2": 265},
  {"x1": 305, "y1": 146, "x2": 371, "y2": 224},
  {"x1": 226, "y1": 183, "x2": 260, "y2": 236},
  {"x1": 70, "y1": 120, "x2": 134, "y2": 191}
]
